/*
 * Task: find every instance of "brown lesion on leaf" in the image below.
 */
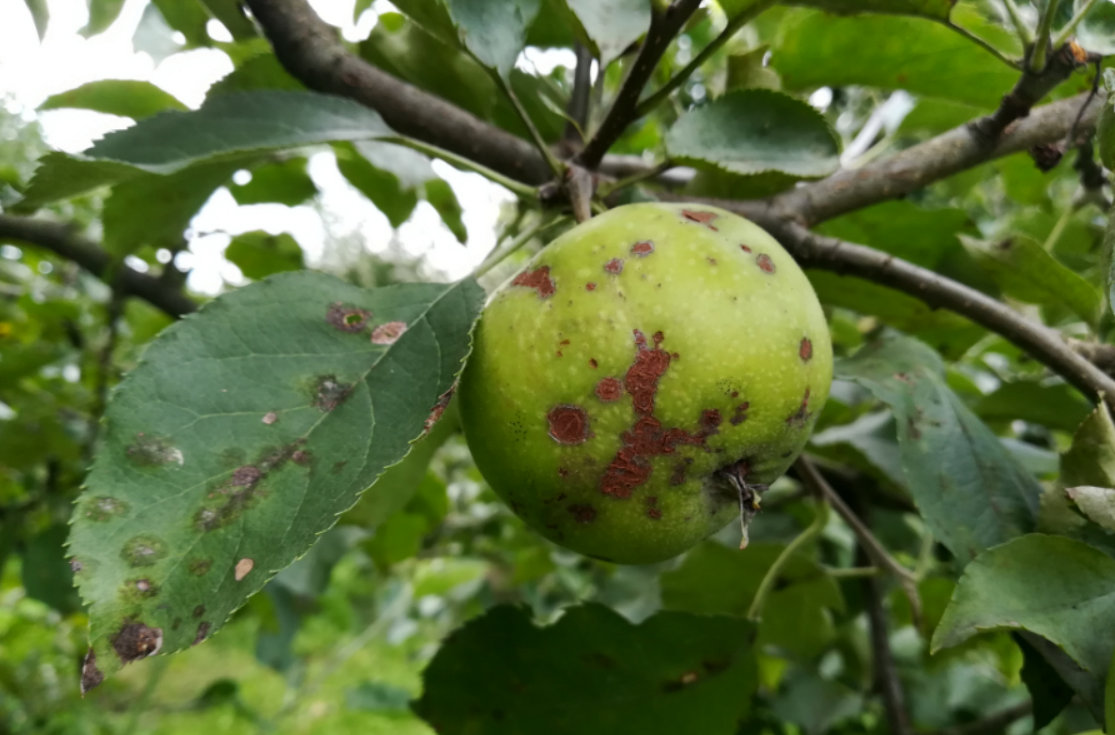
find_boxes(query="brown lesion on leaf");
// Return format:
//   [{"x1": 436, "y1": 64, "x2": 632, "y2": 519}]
[
  {"x1": 371, "y1": 320, "x2": 408, "y2": 345},
  {"x1": 81, "y1": 648, "x2": 103, "y2": 695},
  {"x1": 188, "y1": 558, "x2": 213, "y2": 576},
  {"x1": 122, "y1": 578, "x2": 159, "y2": 599},
  {"x1": 121, "y1": 534, "x2": 168, "y2": 567},
  {"x1": 424, "y1": 386, "x2": 456, "y2": 434},
  {"x1": 313, "y1": 375, "x2": 353, "y2": 412},
  {"x1": 111, "y1": 620, "x2": 163, "y2": 664},
  {"x1": 194, "y1": 621, "x2": 210, "y2": 646},
  {"x1": 125, "y1": 433, "x2": 184, "y2": 467},
  {"x1": 195, "y1": 440, "x2": 307, "y2": 532},
  {"x1": 234, "y1": 557, "x2": 254, "y2": 581},
  {"x1": 193, "y1": 605, "x2": 206, "y2": 618},
  {"x1": 83, "y1": 495, "x2": 130, "y2": 522},
  {"x1": 326, "y1": 302, "x2": 371, "y2": 333}
]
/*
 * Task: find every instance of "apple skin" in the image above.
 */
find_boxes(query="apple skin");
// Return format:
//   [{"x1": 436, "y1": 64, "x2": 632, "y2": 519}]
[{"x1": 459, "y1": 203, "x2": 832, "y2": 564}]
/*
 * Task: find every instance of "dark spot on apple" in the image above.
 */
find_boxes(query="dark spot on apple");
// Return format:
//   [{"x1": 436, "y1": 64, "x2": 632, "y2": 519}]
[
  {"x1": 595, "y1": 377, "x2": 623, "y2": 402},
  {"x1": 699, "y1": 409, "x2": 722, "y2": 434},
  {"x1": 424, "y1": 386, "x2": 456, "y2": 433},
  {"x1": 682, "y1": 209, "x2": 719, "y2": 231},
  {"x1": 313, "y1": 375, "x2": 352, "y2": 411},
  {"x1": 799, "y1": 337, "x2": 813, "y2": 362},
  {"x1": 121, "y1": 534, "x2": 167, "y2": 567},
  {"x1": 188, "y1": 558, "x2": 212, "y2": 576},
  {"x1": 84, "y1": 495, "x2": 130, "y2": 522},
  {"x1": 557, "y1": 467, "x2": 569, "y2": 478},
  {"x1": 647, "y1": 508, "x2": 663, "y2": 520},
  {"x1": 604, "y1": 258, "x2": 624, "y2": 274},
  {"x1": 547, "y1": 405, "x2": 591, "y2": 444},
  {"x1": 589, "y1": 358, "x2": 598, "y2": 369},
  {"x1": 631, "y1": 240, "x2": 654, "y2": 256},
  {"x1": 730, "y1": 402, "x2": 750, "y2": 425},
  {"x1": 371, "y1": 320, "x2": 407, "y2": 345},
  {"x1": 740, "y1": 244, "x2": 752, "y2": 253},
  {"x1": 512, "y1": 265, "x2": 555, "y2": 298},
  {"x1": 586, "y1": 282, "x2": 597, "y2": 291},
  {"x1": 112, "y1": 620, "x2": 162, "y2": 664},
  {"x1": 756, "y1": 253, "x2": 776, "y2": 273},
  {"x1": 706, "y1": 257, "x2": 717, "y2": 266},
  {"x1": 786, "y1": 387, "x2": 813, "y2": 428},
  {"x1": 126, "y1": 432, "x2": 183, "y2": 467},
  {"x1": 326, "y1": 302, "x2": 371, "y2": 332},
  {"x1": 567, "y1": 504, "x2": 597, "y2": 523},
  {"x1": 194, "y1": 621, "x2": 210, "y2": 646},
  {"x1": 81, "y1": 649, "x2": 103, "y2": 694}
]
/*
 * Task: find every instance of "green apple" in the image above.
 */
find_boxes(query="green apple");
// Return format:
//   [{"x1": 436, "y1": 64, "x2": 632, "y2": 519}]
[{"x1": 459, "y1": 203, "x2": 832, "y2": 564}]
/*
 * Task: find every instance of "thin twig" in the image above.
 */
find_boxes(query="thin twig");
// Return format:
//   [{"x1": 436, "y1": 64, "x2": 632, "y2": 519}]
[
  {"x1": 472, "y1": 214, "x2": 570, "y2": 279},
  {"x1": 795, "y1": 456, "x2": 922, "y2": 627},
  {"x1": 563, "y1": 43, "x2": 593, "y2": 148},
  {"x1": 863, "y1": 560, "x2": 915, "y2": 735},
  {"x1": 1001, "y1": 0, "x2": 1035, "y2": 45},
  {"x1": 577, "y1": 0, "x2": 703, "y2": 168},
  {"x1": 597, "y1": 160, "x2": 675, "y2": 198},
  {"x1": 746, "y1": 496, "x2": 828, "y2": 621},
  {"x1": 383, "y1": 136, "x2": 540, "y2": 199},
  {"x1": 1030, "y1": 0, "x2": 1060, "y2": 71},
  {"x1": 635, "y1": 0, "x2": 779, "y2": 118},
  {"x1": 943, "y1": 21, "x2": 1023, "y2": 69},
  {"x1": 493, "y1": 73, "x2": 563, "y2": 177}
]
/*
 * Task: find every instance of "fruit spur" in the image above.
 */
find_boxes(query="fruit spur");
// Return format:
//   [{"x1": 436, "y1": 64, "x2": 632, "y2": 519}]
[{"x1": 460, "y1": 203, "x2": 832, "y2": 564}]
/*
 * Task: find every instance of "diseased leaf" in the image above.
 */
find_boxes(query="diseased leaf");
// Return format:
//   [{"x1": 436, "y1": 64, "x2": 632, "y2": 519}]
[
  {"x1": 443, "y1": 0, "x2": 541, "y2": 78},
  {"x1": 1064, "y1": 486, "x2": 1115, "y2": 533},
  {"x1": 68, "y1": 272, "x2": 484, "y2": 686},
  {"x1": 224, "y1": 231, "x2": 305, "y2": 279},
  {"x1": 666, "y1": 89, "x2": 840, "y2": 178},
  {"x1": 959, "y1": 234, "x2": 1102, "y2": 326},
  {"x1": 837, "y1": 333, "x2": 1041, "y2": 561},
  {"x1": 413, "y1": 603, "x2": 758, "y2": 735},
  {"x1": 102, "y1": 162, "x2": 238, "y2": 256},
  {"x1": 40, "y1": 80, "x2": 187, "y2": 120},
  {"x1": 565, "y1": 0, "x2": 651, "y2": 67},
  {"x1": 932, "y1": 534, "x2": 1115, "y2": 707},
  {"x1": 229, "y1": 158, "x2": 318, "y2": 207}
]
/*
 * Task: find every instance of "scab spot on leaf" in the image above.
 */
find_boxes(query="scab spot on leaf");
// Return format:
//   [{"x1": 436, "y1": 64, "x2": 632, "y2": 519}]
[
  {"x1": 547, "y1": 405, "x2": 591, "y2": 445},
  {"x1": 121, "y1": 534, "x2": 168, "y2": 567},
  {"x1": 292, "y1": 449, "x2": 311, "y2": 465},
  {"x1": 126, "y1": 433, "x2": 184, "y2": 467},
  {"x1": 188, "y1": 558, "x2": 212, "y2": 576},
  {"x1": 70, "y1": 559, "x2": 83, "y2": 573},
  {"x1": 234, "y1": 557, "x2": 253, "y2": 581},
  {"x1": 194, "y1": 621, "x2": 210, "y2": 646},
  {"x1": 124, "y1": 578, "x2": 159, "y2": 598},
  {"x1": 512, "y1": 265, "x2": 556, "y2": 298},
  {"x1": 81, "y1": 648, "x2": 103, "y2": 694},
  {"x1": 262, "y1": 411, "x2": 278, "y2": 425},
  {"x1": 193, "y1": 605, "x2": 206, "y2": 618},
  {"x1": 84, "y1": 495, "x2": 130, "y2": 522},
  {"x1": 756, "y1": 254, "x2": 776, "y2": 273},
  {"x1": 313, "y1": 375, "x2": 352, "y2": 412},
  {"x1": 631, "y1": 240, "x2": 654, "y2": 256},
  {"x1": 326, "y1": 302, "x2": 371, "y2": 332},
  {"x1": 424, "y1": 387, "x2": 456, "y2": 434},
  {"x1": 567, "y1": 504, "x2": 597, "y2": 523},
  {"x1": 604, "y1": 258, "x2": 624, "y2": 274},
  {"x1": 111, "y1": 621, "x2": 163, "y2": 664},
  {"x1": 371, "y1": 321, "x2": 407, "y2": 345}
]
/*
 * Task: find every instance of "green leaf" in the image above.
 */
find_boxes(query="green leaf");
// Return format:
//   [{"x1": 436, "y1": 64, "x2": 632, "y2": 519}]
[
  {"x1": 133, "y1": 2, "x2": 183, "y2": 62},
  {"x1": 199, "y1": 0, "x2": 256, "y2": 41},
  {"x1": 959, "y1": 234, "x2": 1103, "y2": 326},
  {"x1": 423, "y1": 178, "x2": 467, "y2": 243},
  {"x1": 68, "y1": 272, "x2": 484, "y2": 685},
  {"x1": 1018, "y1": 633, "x2": 1076, "y2": 730},
  {"x1": 817, "y1": 201, "x2": 977, "y2": 271},
  {"x1": 207, "y1": 53, "x2": 305, "y2": 97},
  {"x1": 86, "y1": 91, "x2": 392, "y2": 174},
  {"x1": 975, "y1": 380, "x2": 1092, "y2": 434},
  {"x1": 40, "y1": 80, "x2": 187, "y2": 120},
  {"x1": 787, "y1": 0, "x2": 955, "y2": 19},
  {"x1": 726, "y1": 46, "x2": 781, "y2": 91},
  {"x1": 412, "y1": 604, "x2": 758, "y2": 735},
  {"x1": 933, "y1": 534, "x2": 1115, "y2": 690},
  {"x1": 152, "y1": 0, "x2": 210, "y2": 46},
  {"x1": 837, "y1": 333, "x2": 1041, "y2": 561},
  {"x1": 1075, "y1": 0, "x2": 1115, "y2": 55},
  {"x1": 770, "y1": 672, "x2": 864, "y2": 735},
  {"x1": 81, "y1": 0, "x2": 126, "y2": 36},
  {"x1": 22, "y1": 0, "x2": 49, "y2": 40},
  {"x1": 1061, "y1": 402, "x2": 1115, "y2": 490},
  {"x1": 666, "y1": 89, "x2": 840, "y2": 178},
  {"x1": 565, "y1": 0, "x2": 651, "y2": 67},
  {"x1": 1105, "y1": 201, "x2": 1115, "y2": 316},
  {"x1": 1064, "y1": 486, "x2": 1115, "y2": 533},
  {"x1": 229, "y1": 158, "x2": 318, "y2": 207},
  {"x1": 443, "y1": 0, "x2": 541, "y2": 78},
  {"x1": 16, "y1": 152, "x2": 141, "y2": 211},
  {"x1": 335, "y1": 144, "x2": 419, "y2": 228},
  {"x1": 770, "y1": 9, "x2": 1016, "y2": 107},
  {"x1": 224, "y1": 231, "x2": 305, "y2": 279},
  {"x1": 1107, "y1": 645, "x2": 1115, "y2": 734},
  {"x1": 389, "y1": 0, "x2": 460, "y2": 46},
  {"x1": 102, "y1": 162, "x2": 238, "y2": 256}
]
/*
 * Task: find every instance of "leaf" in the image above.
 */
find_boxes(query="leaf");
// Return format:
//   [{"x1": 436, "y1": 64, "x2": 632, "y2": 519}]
[
  {"x1": 199, "y1": 0, "x2": 256, "y2": 41},
  {"x1": 443, "y1": 0, "x2": 541, "y2": 78},
  {"x1": 1108, "y1": 646, "x2": 1115, "y2": 734},
  {"x1": 769, "y1": 672, "x2": 864, "y2": 735},
  {"x1": 132, "y1": 2, "x2": 183, "y2": 62},
  {"x1": 81, "y1": 0, "x2": 126, "y2": 36},
  {"x1": 932, "y1": 534, "x2": 1115, "y2": 696},
  {"x1": 976, "y1": 380, "x2": 1092, "y2": 434},
  {"x1": 68, "y1": 272, "x2": 484, "y2": 685},
  {"x1": 22, "y1": 0, "x2": 49, "y2": 40},
  {"x1": 152, "y1": 0, "x2": 210, "y2": 46},
  {"x1": 787, "y1": 0, "x2": 954, "y2": 19},
  {"x1": 1075, "y1": 0, "x2": 1115, "y2": 55},
  {"x1": 207, "y1": 53, "x2": 305, "y2": 97},
  {"x1": 1105, "y1": 202, "x2": 1115, "y2": 316},
  {"x1": 770, "y1": 9, "x2": 1017, "y2": 107},
  {"x1": 102, "y1": 162, "x2": 238, "y2": 256},
  {"x1": 1065, "y1": 486, "x2": 1115, "y2": 533},
  {"x1": 40, "y1": 80, "x2": 187, "y2": 120},
  {"x1": 959, "y1": 234, "x2": 1103, "y2": 326},
  {"x1": 565, "y1": 0, "x2": 651, "y2": 67},
  {"x1": 726, "y1": 46, "x2": 781, "y2": 91},
  {"x1": 837, "y1": 333, "x2": 1041, "y2": 561},
  {"x1": 817, "y1": 201, "x2": 977, "y2": 271},
  {"x1": 335, "y1": 144, "x2": 419, "y2": 228},
  {"x1": 16, "y1": 152, "x2": 142, "y2": 212},
  {"x1": 224, "y1": 231, "x2": 305, "y2": 279},
  {"x1": 1062, "y1": 402, "x2": 1115, "y2": 489},
  {"x1": 424, "y1": 178, "x2": 467, "y2": 243},
  {"x1": 1017, "y1": 633, "x2": 1076, "y2": 730},
  {"x1": 412, "y1": 603, "x2": 758, "y2": 735},
  {"x1": 229, "y1": 158, "x2": 318, "y2": 207},
  {"x1": 666, "y1": 89, "x2": 840, "y2": 178}
]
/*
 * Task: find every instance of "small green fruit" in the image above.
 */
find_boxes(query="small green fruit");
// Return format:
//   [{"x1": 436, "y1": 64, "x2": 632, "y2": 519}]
[{"x1": 459, "y1": 203, "x2": 832, "y2": 564}]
